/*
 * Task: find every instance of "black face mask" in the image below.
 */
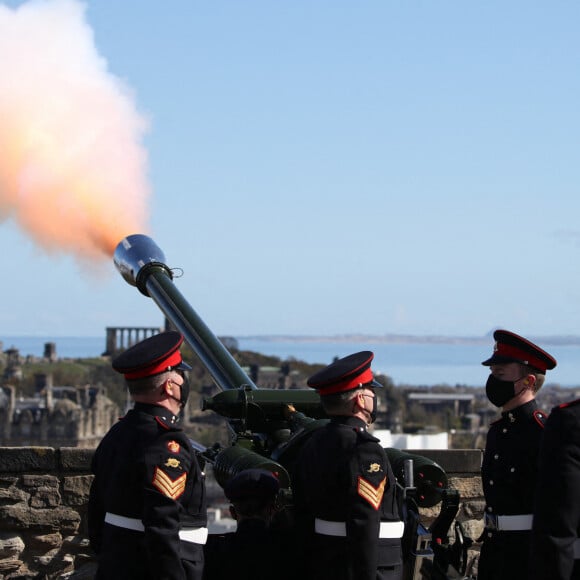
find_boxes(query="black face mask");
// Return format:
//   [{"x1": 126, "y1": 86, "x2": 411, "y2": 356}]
[
  {"x1": 362, "y1": 392, "x2": 378, "y2": 424},
  {"x1": 168, "y1": 374, "x2": 190, "y2": 409},
  {"x1": 369, "y1": 392, "x2": 378, "y2": 424},
  {"x1": 353, "y1": 391, "x2": 377, "y2": 425},
  {"x1": 178, "y1": 376, "x2": 190, "y2": 408},
  {"x1": 485, "y1": 374, "x2": 523, "y2": 408}
]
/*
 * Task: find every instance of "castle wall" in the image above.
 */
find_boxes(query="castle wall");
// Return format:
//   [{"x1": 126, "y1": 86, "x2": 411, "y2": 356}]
[
  {"x1": 0, "y1": 448, "x2": 485, "y2": 579},
  {"x1": 0, "y1": 391, "x2": 119, "y2": 449}
]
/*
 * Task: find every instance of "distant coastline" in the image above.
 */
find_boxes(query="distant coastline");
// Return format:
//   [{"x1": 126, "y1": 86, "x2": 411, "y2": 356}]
[
  {"x1": 4, "y1": 333, "x2": 580, "y2": 348},
  {"x1": 237, "y1": 334, "x2": 580, "y2": 346}
]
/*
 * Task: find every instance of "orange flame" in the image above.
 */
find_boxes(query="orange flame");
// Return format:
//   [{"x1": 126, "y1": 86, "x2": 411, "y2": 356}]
[{"x1": 0, "y1": 0, "x2": 150, "y2": 261}]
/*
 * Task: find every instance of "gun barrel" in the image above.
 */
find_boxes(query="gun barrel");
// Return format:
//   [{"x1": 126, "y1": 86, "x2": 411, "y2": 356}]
[
  {"x1": 212, "y1": 445, "x2": 291, "y2": 490},
  {"x1": 202, "y1": 388, "x2": 325, "y2": 432},
  {"x1": 113, "y1": 234, "x2": 257, "y2": 392}
]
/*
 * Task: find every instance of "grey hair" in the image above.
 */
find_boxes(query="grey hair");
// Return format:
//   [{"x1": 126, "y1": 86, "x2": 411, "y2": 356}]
[
  {"x1": 320, "y1": 388, "x2": 360, "y2": 414},
  {"x1": 126, "y1": 370, "x2": 172, "y2": 395}
]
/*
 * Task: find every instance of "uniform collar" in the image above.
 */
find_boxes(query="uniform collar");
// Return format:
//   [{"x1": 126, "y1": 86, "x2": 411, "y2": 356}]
[
  {"x1": 501, "y1": 399, "x2": 538, "y2": 422},
  {"x1": 330, "y1": 415, "x2": 368, "y2": 430},
  {"x1": 133, "y1": 402, "x2": 179, "y2": 424}
]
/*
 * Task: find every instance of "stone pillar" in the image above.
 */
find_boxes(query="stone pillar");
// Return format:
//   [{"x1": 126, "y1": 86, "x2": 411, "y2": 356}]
[
  {"x1": 43, "y1": 342, "x2": 57, "y2": 361},
  {"x1": 104, "y1": 328, "x2": 117, "y2": 356}
]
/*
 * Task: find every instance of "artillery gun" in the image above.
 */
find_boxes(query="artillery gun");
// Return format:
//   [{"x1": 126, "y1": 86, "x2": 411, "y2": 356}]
[{"x1": 113, "y1": 234, "x2": 471, "y2": 579}]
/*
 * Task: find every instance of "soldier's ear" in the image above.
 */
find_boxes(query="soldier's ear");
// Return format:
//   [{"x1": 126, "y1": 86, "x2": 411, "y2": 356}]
[{"x1": 162, "y1": 378, "x2": 173, "y2": 396}]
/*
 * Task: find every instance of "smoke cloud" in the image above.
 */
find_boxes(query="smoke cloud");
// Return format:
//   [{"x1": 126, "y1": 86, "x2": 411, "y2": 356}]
[{"x1": 0, "y1": 0, "x2": 150, "y2": 262}]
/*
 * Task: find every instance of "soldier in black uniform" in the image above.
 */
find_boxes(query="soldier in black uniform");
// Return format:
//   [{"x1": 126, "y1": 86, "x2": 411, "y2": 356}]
[
  {"x1": 530, "y1": 398, "x2": 580, "y2": 580},
  {"x1": 204, "y1": 468, "x2": 292, "y2": 580},
  {"x1": 292, "y1": 351, "x2": 403, "y2": 580},
  {"x1": 88, "y1": 331, "x2": 207, "y2": 580},
  {"x1": 478, "y1": 329, "x2": 556, "y2": 580}
]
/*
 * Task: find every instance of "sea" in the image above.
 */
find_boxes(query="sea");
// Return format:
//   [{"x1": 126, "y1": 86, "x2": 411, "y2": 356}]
[{"x1": 3, "y1": 335, "x2": 580, "y2": 388}]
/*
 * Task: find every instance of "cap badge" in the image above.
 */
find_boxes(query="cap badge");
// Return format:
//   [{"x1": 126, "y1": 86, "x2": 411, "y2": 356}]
[
  {"x1": 167, "y1": 440, "x2": 180, "y2": 454},
  {"x1": 367, "y1": 462, "x2": 382, "y2": 474},
  {"x1": 493, "y1": 341, "x2": 498, "y2": 352},
  {"x1": 165, "y1": 458, "x2": 181, "y2": 469}
]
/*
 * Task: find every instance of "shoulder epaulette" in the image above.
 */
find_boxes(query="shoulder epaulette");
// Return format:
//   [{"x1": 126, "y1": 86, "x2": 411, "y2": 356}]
[
  {"x1": 356, "y1": 428, "x2": 379, "y2": 443},
  {"x1": 557, "y1": 398, "x2": 580, "y2": 409},
  {"x1": 533, "y1": 409, "x2": 548, "y2": 428}
]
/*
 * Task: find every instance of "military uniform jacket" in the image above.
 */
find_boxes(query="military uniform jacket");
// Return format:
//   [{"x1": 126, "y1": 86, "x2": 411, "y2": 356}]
[
  {"x1": 292, "y1": 416, "x2": 403, "y2": 580},
  {"x1": 479, "y1": 399, "x2": 547, "y2": 579},
  {"x1": 203, "y1": 519, "x2": 293, "y2": 580},
  {"x1": 530, "y1": 399, "x2": 580, "y2": 580},
  {"x1": 88, "y1": 403, "x2": 207, "y2": 580},
  {"x1": 482, "y1": 399, "x2": 546, "y2": 514}
]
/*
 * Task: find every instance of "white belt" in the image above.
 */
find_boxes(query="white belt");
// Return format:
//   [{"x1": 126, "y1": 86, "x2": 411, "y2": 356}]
[
  {"x1": 105, "y1": 512, "x2": 145, "y2": 531},
  {"x1": 315, "y1": 518, "x2": 404, "y2": 539},
  {"x1": 178, "y1": 527, "x2": 209, "y2": 544},
  {"x1": 105, "y1": 512, "x2": 208, "y2": 544},
  {"x1": 484, "y1": 513, "x2": 533, "y2": 531}
]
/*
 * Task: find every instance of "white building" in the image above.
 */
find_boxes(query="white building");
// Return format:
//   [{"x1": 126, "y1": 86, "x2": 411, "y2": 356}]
[{"x1": 372, "y1": 429, "x2": 449, "y2": 450}]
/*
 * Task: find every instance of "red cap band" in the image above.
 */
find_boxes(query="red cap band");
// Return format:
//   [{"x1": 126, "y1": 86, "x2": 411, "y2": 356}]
[
  {"x1": 496, "y1": 343, "x2": 548, "y2": 373},
  {"x1": 317, "y1": 367, "x2": 374, "y2": 395},
  {"x1": 123, "y1": 350, "x2": 183, "y2": 380}
]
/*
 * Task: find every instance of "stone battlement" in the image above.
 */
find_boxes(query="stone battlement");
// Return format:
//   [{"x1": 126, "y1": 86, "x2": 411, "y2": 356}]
[{"x1": 0, "y1": 448, "x2": 484, "y2": 579}]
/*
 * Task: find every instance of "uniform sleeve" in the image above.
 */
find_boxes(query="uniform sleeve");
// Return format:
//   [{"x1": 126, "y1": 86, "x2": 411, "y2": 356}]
[
  {"x1": 141, "y1": 432, "x2": 196, "y2": 580},
  {"x1": 530, "y1": 407, "x2": 580, "y2": 580},
  {"x1": 87, "y1": 450, "x2": 104, "y2": 554},
  {"x1": 346, "y1": 440, "x2": 386, "y2": 580}
]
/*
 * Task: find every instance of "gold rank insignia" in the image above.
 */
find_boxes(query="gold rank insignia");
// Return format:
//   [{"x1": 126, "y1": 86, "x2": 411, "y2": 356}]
[
  {"x1": 367, "y1": 462, "x2": 382, "y2": 473},
  {"x1": 165, "y1": 458, "x2": 181, "y2": 469},
  {"x1": 357, "y1": 475, "x2": 387, "y2": 510},
  {"x1": 152, "y1": 467, "x2": 187, "y2": 500},
  {"x1": 167, "y1": 440, "x2": 180, "y2": 454}
]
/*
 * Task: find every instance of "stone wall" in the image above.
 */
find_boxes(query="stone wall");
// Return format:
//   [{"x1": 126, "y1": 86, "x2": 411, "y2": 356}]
[
  {"x1": 0, "y1": 447, "x2": 484, "y2": 579},
  {"x1": 0, "y1": 448, "x2": 94, "y2": 580},
  {"x1": 412, "y1": 449, "x2": 484, "y2": 579}
]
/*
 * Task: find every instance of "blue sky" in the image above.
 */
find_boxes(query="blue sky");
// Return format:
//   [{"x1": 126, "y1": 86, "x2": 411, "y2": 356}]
[{"x1": 1, "y1": 0, "x2": 579, "y2": 338}]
